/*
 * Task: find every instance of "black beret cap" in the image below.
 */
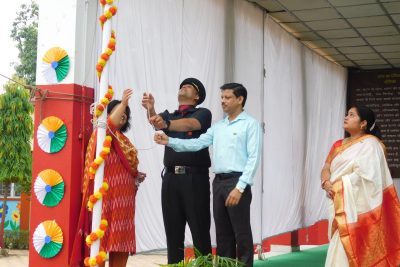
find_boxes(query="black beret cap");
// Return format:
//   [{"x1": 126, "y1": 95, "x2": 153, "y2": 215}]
[{"x1": 179, "y1": 78, "x2": 206, "y2": 105}]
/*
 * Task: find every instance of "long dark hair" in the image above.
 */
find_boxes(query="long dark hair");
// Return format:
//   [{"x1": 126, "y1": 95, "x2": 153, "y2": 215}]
[
  {"x1": 107, "y1": 100, "x2": 131, "y2": 133},
  {"x1": 352, "y1": 105, "x2": 382, "y2": 140}
]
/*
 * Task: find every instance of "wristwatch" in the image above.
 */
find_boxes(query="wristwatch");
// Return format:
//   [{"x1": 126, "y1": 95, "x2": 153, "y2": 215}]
[
  {"x1": 236, "y1": 185, "x2": 244, "y2": 193},
  {"x1": 164, "y1": 118, "x2": 171, "y2": 130}
]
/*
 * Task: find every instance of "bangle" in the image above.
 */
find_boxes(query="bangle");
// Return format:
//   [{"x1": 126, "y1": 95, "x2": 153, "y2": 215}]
[{"x1": 321, "y1": 180, "x2": 329, "y2": 189}]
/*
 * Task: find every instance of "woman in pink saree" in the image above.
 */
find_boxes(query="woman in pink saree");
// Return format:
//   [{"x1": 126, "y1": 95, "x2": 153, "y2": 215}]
[{"x1": 321, "y1": 105, "x2": 400, "y2": 267}]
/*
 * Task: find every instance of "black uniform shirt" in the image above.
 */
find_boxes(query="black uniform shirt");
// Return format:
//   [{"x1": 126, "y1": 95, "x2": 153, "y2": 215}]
[{"x1": 160, "y1": 107, "x2": 212, "y2": 167}]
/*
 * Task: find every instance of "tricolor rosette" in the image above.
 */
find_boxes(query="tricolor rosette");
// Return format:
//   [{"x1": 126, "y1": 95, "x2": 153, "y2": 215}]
[
  {"x1": 34, "y1": 169, "x2": 64, "y2": 207},
  {"x1": 41, "y1": 47, "x2": 70, "y2": 83},
  {"x1": 37, "y1": 116, "x2": 67, "y2": 153},
  {"x1": 32, "y1": 220, "x2": 63, "y2": 258}
]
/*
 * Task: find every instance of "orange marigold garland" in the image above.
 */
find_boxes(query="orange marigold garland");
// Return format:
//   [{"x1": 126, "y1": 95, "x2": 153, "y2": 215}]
[
  {"x1": 96, "y1": 31, "x2": 116, "y2": 78},
  {"x1": 84, "y1": 250, "x2": 107, "y2": 267},
  {"x1": 85, "y1": 2, "x2": 117, "y2": 265},
  {"x1": 87, "y1": 182, "x2": 109, "y2": 211},
  {"x1": 99, "y1": 5, "x2": 117, "y2": 28},
  {"x1": 87, "y1": 135, "x2": 112, "y2": 211},
  {"x1": 100, "y1": 0, "x2": 114, "y2": 7},
  {"x1": 85, "y1": 219, "x2": 108, "y2": 246},
  {"x1": 95, "y1": 86, "x2": 114, "y2": 118},
  {"x1": 89, "y1": 135, "x2": 112, "y2": 177}
]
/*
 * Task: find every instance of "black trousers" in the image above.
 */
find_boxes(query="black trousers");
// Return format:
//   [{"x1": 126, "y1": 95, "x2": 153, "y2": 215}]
[
  {"x1": 213, "y1": 175, "x2": 253, "y2": 267},
  {"x1": 161, "y1": 171, "x2": 212, "y2": 264}
]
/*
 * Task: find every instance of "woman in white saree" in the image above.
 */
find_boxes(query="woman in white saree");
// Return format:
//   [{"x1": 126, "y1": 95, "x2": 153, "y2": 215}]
[{"x1": 321, "y1": 105, "x2": 400, "y2": 267}]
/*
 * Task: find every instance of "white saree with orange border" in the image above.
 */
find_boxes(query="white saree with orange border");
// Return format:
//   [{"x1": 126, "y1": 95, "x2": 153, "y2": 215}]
[{"x1": 325, "y1": 135, "x2": 400, "y2": 267}]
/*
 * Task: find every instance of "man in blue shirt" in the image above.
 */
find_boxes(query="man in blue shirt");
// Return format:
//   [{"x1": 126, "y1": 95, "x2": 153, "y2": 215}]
[{"x1": 155, "y1": 83, "x2": 262, "y2": 266}]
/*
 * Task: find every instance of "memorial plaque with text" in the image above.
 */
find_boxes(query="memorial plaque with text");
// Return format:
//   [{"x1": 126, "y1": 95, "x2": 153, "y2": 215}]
[{"x1": 348, "y1": 69, "x2": 400, "y2": 178}]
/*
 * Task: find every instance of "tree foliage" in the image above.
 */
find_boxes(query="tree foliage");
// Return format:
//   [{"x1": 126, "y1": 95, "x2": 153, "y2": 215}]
[
  {"x1": 10, "y1": 1, "x2": 38, "y2": 85},
  {"x1": 0, "y1": 78, "x2": 34, "y2": 192}
]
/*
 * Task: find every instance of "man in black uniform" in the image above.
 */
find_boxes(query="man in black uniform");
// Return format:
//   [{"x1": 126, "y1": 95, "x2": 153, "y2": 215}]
[{"x1": 141, "y1": 78, "x2": 212, "y2": 264}]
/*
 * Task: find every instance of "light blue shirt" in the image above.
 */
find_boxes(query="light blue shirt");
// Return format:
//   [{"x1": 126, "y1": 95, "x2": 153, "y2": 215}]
[{"x1": 168, "y1": 111, "x2": 262, "y2": 190}]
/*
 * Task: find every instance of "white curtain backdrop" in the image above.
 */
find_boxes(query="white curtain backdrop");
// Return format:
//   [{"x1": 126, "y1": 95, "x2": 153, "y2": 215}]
[
  {"x1": 302, "y1": 48, "x2": 347, "y2": 226},
  {"x1": 263, "y1": 15, "x2": 307, "y2": 238},
  {"x1": 232, "y1": 0, "x2": 264, "y2": 245},
  {"x1": 262, "y1": 16, "x2": 347, "y2": 238},
  {"x1": 83, "y1": 0, "x2": 347, "y2": 252}
]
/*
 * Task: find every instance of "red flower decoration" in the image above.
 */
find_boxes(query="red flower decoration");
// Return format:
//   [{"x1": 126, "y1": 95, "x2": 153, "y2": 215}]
[
  {"x1": 101, "y1": 53, "x2": 109, "y2": 61},
  {"x1": 108, "y1": 43, "x2": 115, "y2": 51},
  {"x1": 109, "y1": 6, "x2": 117, "y2": 15},
  {"x1": 96, "y1": 255, "x2": 103, "y2": 264},
  {"x1": 99, "y1": 15, "x2": 107, "y2": 24}
]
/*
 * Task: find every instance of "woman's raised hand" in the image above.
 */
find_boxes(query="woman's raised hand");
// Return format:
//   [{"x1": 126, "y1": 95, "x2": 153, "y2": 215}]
[{"x1": 122, "y1": 88, "x2": 133, "y2": 106}]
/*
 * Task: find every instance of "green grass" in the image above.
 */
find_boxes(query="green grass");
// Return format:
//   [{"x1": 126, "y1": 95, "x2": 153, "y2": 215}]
[{"x1": 254, "y1": 245, "x2": 328, "y2": 267}]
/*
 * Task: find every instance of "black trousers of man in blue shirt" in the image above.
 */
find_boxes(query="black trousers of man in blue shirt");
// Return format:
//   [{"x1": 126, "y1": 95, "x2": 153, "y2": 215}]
[{"x1": 213, "y1": 173, "x2": 253, "y2": 267}]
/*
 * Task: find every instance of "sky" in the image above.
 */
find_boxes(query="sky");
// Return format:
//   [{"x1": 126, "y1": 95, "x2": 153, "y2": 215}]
[{"x1": 0, "y1": 0, "x2": 32, "y2": 93}]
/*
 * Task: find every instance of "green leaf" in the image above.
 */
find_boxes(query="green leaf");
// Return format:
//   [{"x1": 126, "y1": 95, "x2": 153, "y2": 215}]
[{"x1": 10, "y1": 221, "x2": 17, "y2": 231}]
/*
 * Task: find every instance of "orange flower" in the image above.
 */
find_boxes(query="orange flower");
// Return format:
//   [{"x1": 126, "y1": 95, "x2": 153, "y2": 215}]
[
  {"x1": 84, "y1": 257, "x2": 90, "y2": 266},
  {"x1": 103, "y1": 140, "x2": 111, "y2": 147},
  {"x1": 97, "y1": 104, "x2": 104, "y2": 111},
  {"x1": 96, "y1": 255, "x2": 103, "y2": 264},
  {"x1": 101, "y1": 53, "x2": 109, "y2": 61},
  {"x1": 99, "y1": 15, "x2": 107, "y2": 24},
  {"x1": 90, "y1": 233, "x2": 98, "y2": 241},
  {"x1": 99, "y1": 151, "x2": 108, "y2": 158},
  {"x1": 108, "y1": 43, "x2": 115, "y2": 51},
  {"x1": 109, "y1": 6, "x2": 117, "y2": 15}
]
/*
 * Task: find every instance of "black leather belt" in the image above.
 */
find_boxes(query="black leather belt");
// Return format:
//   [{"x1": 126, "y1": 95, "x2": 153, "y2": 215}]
[
  {"x1": 165, "y1": 166, "x2": 209, "y2": 175},
  {"x1": 215, "y1": 172, "x2": 243, "y2": 180}
]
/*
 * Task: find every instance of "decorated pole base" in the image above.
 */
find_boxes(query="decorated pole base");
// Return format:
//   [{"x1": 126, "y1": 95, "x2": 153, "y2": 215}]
[{"x1": 29, "y1": 84, "x2": 94, "y2": 267}]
